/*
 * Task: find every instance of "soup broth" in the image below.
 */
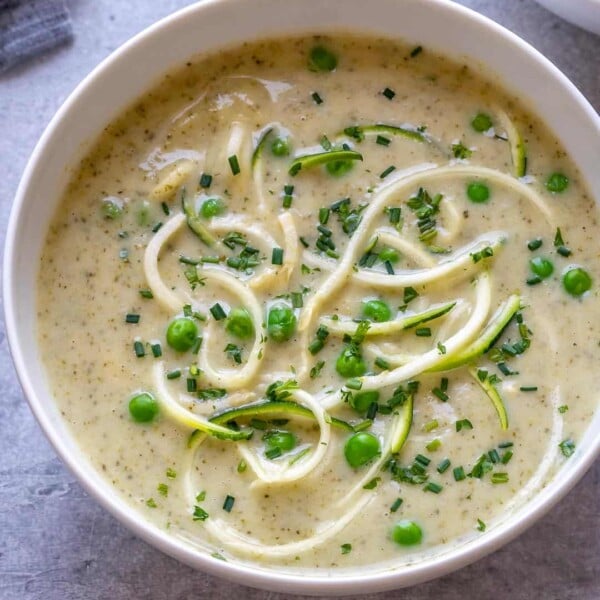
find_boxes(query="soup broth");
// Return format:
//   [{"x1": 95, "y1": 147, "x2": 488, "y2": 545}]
[{"x1": 37, "y1": 35, "x2": 600, "y2": 571}]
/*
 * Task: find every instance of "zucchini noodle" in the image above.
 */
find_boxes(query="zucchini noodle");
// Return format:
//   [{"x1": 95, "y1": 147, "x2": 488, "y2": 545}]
[
  {"x1": 198, "y1": 267, "x2": 266, "y2": 390},
  {"x1": 303, "y1": 232, "x2": 506, "y2": 289},
  {"x1": 143, "y1": 212, "x2": 193, "y2": 313},
  {"x1": 237, "y1": 388, "x2": 333, "y2": 488},
  {"x1": 358, "y1": 272, "x2": 492, "y2": 391}
]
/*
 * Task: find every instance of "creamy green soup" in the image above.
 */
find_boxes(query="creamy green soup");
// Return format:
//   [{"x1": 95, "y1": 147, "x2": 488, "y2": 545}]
[{"x1": 37, "y1": 35, "x2": 600, "y2": 571}]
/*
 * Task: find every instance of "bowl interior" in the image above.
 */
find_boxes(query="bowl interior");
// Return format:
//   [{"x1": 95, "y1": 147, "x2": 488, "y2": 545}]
[{"x1": 4, "y1": 0, "x2": 600, "y2": 594}]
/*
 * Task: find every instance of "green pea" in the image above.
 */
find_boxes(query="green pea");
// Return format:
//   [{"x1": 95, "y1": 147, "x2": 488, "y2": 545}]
[
  {"x1": 471, "y1": 112, "x2": 493, "y2": 132},
  {"x1": 362, "y1": 299, "x2": 392, "y2": 323},
  {"x1": 562, "y1": 267, "x2": 592, "y2": 296},
  {"x1": 166, "y1": 317, "x2": 198, "y2": 352},
  {"x1": 392, "y1": 520, "x2": 423, "y2": 546},
  {"x1": 267, "y1": 305, "x2": 297, "y2": 342},
  {"x1": 101, "y1": 197, "x2": 123, "y2": 219},
  {"x1": 335, "y1": 347, "x2": 367, "y2": 378},
  {"x1": 378, "y1": 247, "x2": 399, "y2": 264},
  {"x1": 271, "y1": 137, "x2": 291, "y2": 157},
  {"x1": 128, "y1": 392, "x2": 159, "y2": 423},
  {"x1": 226, "y1": 307, "x2": 254, "y2": 339},
  {"x1": 200, "y1": 197, "x2": 226, "y2": 218},
  {"x1": 264, "y1": 430, "x2": 296, "y2": 454},
  {"x1": 326, "y1": 159, "x2": 354, "y2": 177},
  {"x1": 529, "y1": 256, "x2": 554, "y2": 279},
  {"x1": 545, "y1": 172, "x2": 569, "y2": 193},
  {"x1": 344, "y1": 432, "x2": 380, "y2": 468},
  {"x1": 467, "y1": 182, "x2": 490, "y2": 203},
  {"x1": 308, "y1": 45, "x2": 338, "y2": 72},
  {"x1": 349, "y1": 390, "x2": 380, "y2": 414}
]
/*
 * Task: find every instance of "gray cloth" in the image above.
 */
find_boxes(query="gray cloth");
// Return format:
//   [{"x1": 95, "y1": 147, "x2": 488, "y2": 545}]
[{"x1": 0, "y1": 0, "x2": 72, "y2": 73}]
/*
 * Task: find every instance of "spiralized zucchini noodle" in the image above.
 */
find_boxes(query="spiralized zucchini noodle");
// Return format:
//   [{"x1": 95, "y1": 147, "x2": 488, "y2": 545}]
[{"x1": 140, "y1": 107, "x2": 557, "y2": 559}]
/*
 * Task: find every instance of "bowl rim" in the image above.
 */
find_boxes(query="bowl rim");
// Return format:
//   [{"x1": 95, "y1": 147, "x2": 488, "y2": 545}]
[{"x1": 4, "y1": 0, "x2": 600, "y2": 594}]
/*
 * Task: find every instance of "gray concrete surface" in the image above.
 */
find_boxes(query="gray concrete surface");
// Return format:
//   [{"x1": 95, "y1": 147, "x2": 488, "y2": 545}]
[{"x1": 0, "y1": 1, "x2": 598, "y2": 598}]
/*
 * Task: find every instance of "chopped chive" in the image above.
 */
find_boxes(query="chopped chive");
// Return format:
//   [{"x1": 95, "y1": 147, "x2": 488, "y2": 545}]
[
  {"x1": 403, "y1": 287, "x2": 418, "y2": 304},
  {"x1": 222, "y1": 495, "x2": 235, "y2": 512},
  {"x1": 415, "y1": 327, "x2": 431, "y2": 337},
  {"x1": 380, "y1": 165, "x2": 396, "y2": 179},
  {"x1": 382, "y1": 87, "x2": 396, "y2": 100},
  {"x1": 166, "y1": 369, "x2": 181, "y2": 380},
  {"x1": 319, "y1": 207, "x2": 330, "y2": 224},
  {"x1": 308, "y1": 339, "x2": 324, "y2": 355},
  {"x1": 387, "y1": 206, "x2": 402, "y2": 225},
  {"x1": 498, "y1": 441, "x2": 514, "y2": 448},
  {"x1": 488, "y1": 449, "x2": 500, "y2": 463},
  {"x1": 291, "y1": 292, "x2": 303, "y2": 308},
  {"x1": 139, "y1": 289, "x2": 154, "y2": 299},
  {"x1": 374, "y1": 356, "x2": 390, "y2": 370},
  {"x1": 440, "y1": 377, "x2": 449, "y2": 392},
  {"x1": 133, "y1": 341, "x2": 145, "y2": 358},
  {"x1": 554, "y1": 227, "x2": 566, "y2": 247},
  {"x1": 237, "y1": 459, "x2": 247, "y2": 473},
  {"x1": 311, "y1": 91, "x2": 323, "y2": 105},
  {"x1": 432, "y1": 388, "x2": 449, "y2": 402},
  {"x1": 423, "y1": 482, "x2": 443, "y2": 494},
  {"x1": 437, "y1": 342, "x2": 446, "y2": 355},
  {"x1": 415, "y1": 454, "x2": 431, "y2": 467},
  {"x1": 501, "y1": 450, "x2": 513, "y2": 464},
  {"x1": 520, "y1": 385, "x2": 538, "y2": 392},
  {"x1": 271, "y1": 247, "x2": 284, "y2": 265},
  {"x1": 195, "y1": 490, "x2": 205, "y2": 501},
  {"x1": 160, "y1": 202, "x2": 170, "y2": 216},
  {"x1": 228, "y1": 155, "x2": 240, "y2": 176},
  {"x1": 192, "y1": 506, "x2": 209, "y2": 521},
  {"x1": 250, "y1": 418, "x2": 267, "y2": 430},
  {"x1": 299, "y1": 236, "x2": 310, "y2": 248},
  {"x1": 491, "y1": 472, "x2": 509, "y2": 484},
  {"x1": 426, "y1": 438, "x2": 441, "y2": 452},
  {"x1": 390, "y1": 497, "x2": 403, "y2": 512},
  {"x1": 210, "y1": 303, "x2": 227, "y2": 320},
  {"x1": 310, "y1": 360, "x2": 325, "y2": 379},
  {"x1": 199, "y1": 173, "x2": 213, "y2": 188},
  {"x1": 157, "y1": 483, "x2": 168, "y2": 497},
  {"x1": 558, "y1": 405, "x2": 569, "y2": 414},
  {"x1": 423, "y1": 419, "x2": 439, "y2": 432},
  {"x1": 376, "y1": 135, "x2": 391, "y2": 146},
  {"x1": 341, "y1": 543, "x2": 352, "y2": 555},
  {"x1": 455, "y1": 419, "x2": 473, "y2": 432},
  {"x1": 453, "y1": 466, "x2": 466, "y2": 481},
  {"x1": 527, "y1": 238, "x2": 543, "y2": 251},
  {"x1": 410, "y1": 45, "x2": 423, "y2": 57},
  {"x1": 363, "y1": 477, "x2": 380, "y2": 490},
  {"x1": 151, "y1": 343, "x2": 162, "y2": 358},
  {"x1": 187, "y1": 378, "x2": 197, "y2": 393},
  {"x1": 437, "y1": 458, "x2": 451, "y2": 474},
  {"x1": 557, "y1": 245, "x2": 572, "y2": 257},
  {"x1": 152, "y1": 222, "x2": 163, "y2": 233},
  {"x1": 191, "y1": 336, "x2": 202, "y2": 354},
  {"x1": 345, "y1": 378, "x2": 363, "y2": 390},
  {"x1": 476, "y1": 518, "x2": 486, "y2": 532},
  {"x1": 125, "y1": 313, "x2": 140, "y2": 324},
  {"x1": 384, "y1": 260, "x2": 395, "y2": 275},
  {"x1": 265, "y1": 447, "x2": 282, "y2": 460},
  {"x1": 166, "y1": 468, "x2": 177, "y2": 479},
  {"x1": 526, "y1": 275, "x2": 542, "y2": 286},
  {"x1": 559, "y1": 438, "x2": 575, "y2": 457}
]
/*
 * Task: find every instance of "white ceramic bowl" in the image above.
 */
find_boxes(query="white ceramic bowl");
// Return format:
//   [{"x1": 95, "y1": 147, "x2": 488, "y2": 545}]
[
  {"x1": 4, "y1": 0, "x2": 600, "y2": 595},
  {"x1": 534, "y1": 0, "x2": 600, "y2": 35}
]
